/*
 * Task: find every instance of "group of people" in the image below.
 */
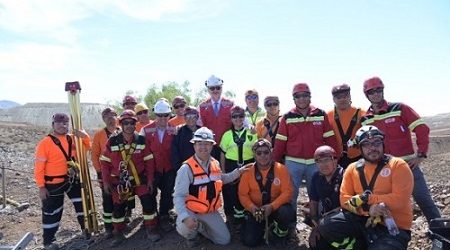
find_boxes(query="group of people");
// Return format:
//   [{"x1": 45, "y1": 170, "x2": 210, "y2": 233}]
[{"x1": 34, "y1": 74, "x2": 441, "y2": 250}]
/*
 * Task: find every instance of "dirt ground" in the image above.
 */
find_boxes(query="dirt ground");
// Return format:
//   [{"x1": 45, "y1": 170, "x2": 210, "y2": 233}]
[{"x1": 0, "y1": 122, "x2": 449, "y2": 250}]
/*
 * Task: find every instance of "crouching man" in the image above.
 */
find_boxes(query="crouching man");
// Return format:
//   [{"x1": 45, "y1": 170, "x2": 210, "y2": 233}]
[
  {"x1": 100, "y1": 110, "x2": 160, "y2": 246},
  {"x1": 173, "y1": 127, "x2": 248, "y2": 247},
  {"x1": 238, "y1": 138, "x2": 295, "y2": 247}
]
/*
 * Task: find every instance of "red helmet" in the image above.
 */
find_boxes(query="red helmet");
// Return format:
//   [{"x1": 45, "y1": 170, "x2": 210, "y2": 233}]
[
  {"x1": 314, "y1": 145, "x2": 337, "y2": 160},
  {"x1": 52, "y1": 113, "x2": 69, "y2": 123},
  {"x1": 122, "y1": 95, "x2": 137, "y2": 105},
  {"x1": 363, "y1": 77, "x2": 384, "y2": 94},
  {"x1": 119, "y1": 109, "x2": 137, "y2": 122},
  {"x1": 230, "y1": 105, "x2": 245, "y2": 115},
  {"x1": 331, "y1": 83, "x2": 350, "y2": 95},
  {"x1": 292, "y1": 83, "x2": 310, "y2": 95}
]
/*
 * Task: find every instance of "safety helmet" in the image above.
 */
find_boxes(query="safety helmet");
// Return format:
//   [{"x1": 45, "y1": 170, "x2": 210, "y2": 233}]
[
  {"x1": 119, "y1": 109, "x2": 138, "y2": 122},
  {"x1": 355, "y1": 125, "x2": 385, "y2": 145},
  {"x1": 134, "y1": 103, "x2": 149, "y2": 114},
  {"x1": 172, "y1": 96, "x2": 186, "y2": 106},
  {"x1": 101, "y1": 107, "x2": 117, "y2": 118},
  {"x1": 292, "y1": 83, "x2": 310, "y2": 95},
  {"x1": 264, "y1": 96, "x2": 279, "y2": 106},
  {"x1": 331, "y1": 84, "x2": 351, "y2": 96},
  {"x1": 153, "y1": 99, "x2": 172, "y2": 114},
  {"x1": 252, "y1": 138, "x2": 272, "y2": 152},
  {"x1": 363, "y1": 77, "x2": 384, "y2": 94},
  {"x1": 184, "y1": 106, "x2": 199, "y2": 116},
  {"x1": 122, "y1": 95, "x2": 137, "y2": 105},
  {"x1": 205, "y1": 75, "x2": 224, "y2": 87},
  {"x1": 190, "y1": 127, "x2": 216, "y2": 144},
  {"x1": 230, "y1": 105, "x2": 245, "y2": 115},
  {"x1": 52, "y1": 113, "x2": 70, "y2": 123},
  {"x1": 314, "y1": 145, "x2": 337, "y2": 159}
]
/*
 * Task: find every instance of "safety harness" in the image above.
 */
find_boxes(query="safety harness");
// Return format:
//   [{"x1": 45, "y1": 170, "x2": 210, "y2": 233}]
[
  {"x1": 355, "y1": 155, "x2": 391, "y2": 212},
  {"x1": 232, "y1": 127, "x2": 247, "y2": 167},
  {"x1": 116, "y1": 134, "x2": 141, "y2": 201},
  {"x1": 254, "y1": 163, "x2": 275, "y2": 205},
  {"x1": 262, "y1": 116, "x2": 281, "y2": 145},
  {"x1": 46, "y1": 134, "x2": 79, "y2": 184},
  {"x1": 334, "y1": 107, "x2": 360, "y2": 165}
]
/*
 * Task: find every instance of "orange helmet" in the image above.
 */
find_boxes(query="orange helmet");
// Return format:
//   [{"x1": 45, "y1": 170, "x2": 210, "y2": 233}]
[
  {"x1": 119, "y1": 109, "x2": 137, "y2": 122},
  {"x1": 331, "y1": 83, "x2": 350, "y2": 95},
  {"x1": 292, "y1": 83, "x2": 310, "y2": 95},
  {"x1": 314, "y1": 145, "x2": 337, "y2": 160},
  {"x1": 363, "y1": 77, "x2": 384, "y2": 94}
]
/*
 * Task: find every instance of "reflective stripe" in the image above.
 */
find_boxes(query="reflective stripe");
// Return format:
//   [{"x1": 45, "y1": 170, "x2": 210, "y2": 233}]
[
  {"x1": 43, "y1": 221, "x2": 60, "y2": 229},
  {"x1": 143, "y1": 153, "x2": 154, "y2": 161},
  {"x1": 408, "y1": 118, "x2": 425, "y2": 131},
  {"x1": 103, "y1": 212, "x2": 113, "y2": 217},
  {"x1": 286, "y1": 116, "x2": 324, "y2": 124},
  {"x1": 400, "y1": 153, "x2": 416, "y2": 161},
  {"x1": 285, "y1": 156, "x2": 315, "y2": 165},
  {"x1": 71, "y1": 197, "x2": 82, "y2": 203},
  {"x1": 112, "y1": 217, "x2": 125, "y2": 223},
  {"x1": 76, "y1": 212, "x2": 84, "y2": 216},
  {"x1": 136, "y1": 144, "x2": 145, "y2": 150},
  {"x1": 43, "y1": 206, "x2": 63, "y2": 216},
  {"x1": 272, "y1": 221, "x2": 288, "y2": 237},
  {"x1": 331, "y1": 237, "x2": 355, "y2": 249},
  {"x1": 103, "y1": 218, "x2": 112, "y2": 223},
  {"x1": 275, "y1": 134, "x2": 288, "y2": 141},
  {"x1": 323, "y1": 130, "x2": 335, "y2": 138},
  {"x1": 361, "y1": 111, "x2": 401, "y2": 125},
  {"x1": 99, "y1": 155, "x2": 111, "y2": 162},
  {"x1": 143, "y1": 213, "x2": 157, "y2": 220},
  {"x1": 127, "y1": 195, "x2": 135, "y2": 201},
  {"x1": 233, "y1": 207, "x2": 245, "y2": 218},
  {"x1": 110, "y1": 146, "x2": 119, "y2": 151}
]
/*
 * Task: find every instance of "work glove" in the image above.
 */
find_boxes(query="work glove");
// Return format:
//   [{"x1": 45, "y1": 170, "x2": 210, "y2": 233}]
[
  {"x1": 345, "y1": 190, "x2": 371, "y2": 213},
  {"x1": 365, "y1": 216, "x2": 382, "y2": 228}
]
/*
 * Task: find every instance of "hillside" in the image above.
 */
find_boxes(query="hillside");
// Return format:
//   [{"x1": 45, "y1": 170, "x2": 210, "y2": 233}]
[{"x1": 0, "y1": 100, "x2": 21, "y2": 109}]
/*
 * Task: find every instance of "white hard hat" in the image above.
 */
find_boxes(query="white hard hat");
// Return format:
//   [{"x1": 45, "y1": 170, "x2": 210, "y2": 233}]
[
  {"x1": 190, "y1": 127, "x2": 216, "y2": 144},
  {"x1": 355, "y1": 125, "x2": 385, "y2": 145},
  {"x1": 153, "y1": 99, "x2": 171, "y2": 114},
  {"x1": 205, "y1": 75, "x2": 223, "y2": 87}
]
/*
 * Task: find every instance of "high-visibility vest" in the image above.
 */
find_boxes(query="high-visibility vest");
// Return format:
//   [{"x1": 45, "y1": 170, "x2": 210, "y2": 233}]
[{"x1": 185, "y1": 157, "x2": 223, "y2": 214}]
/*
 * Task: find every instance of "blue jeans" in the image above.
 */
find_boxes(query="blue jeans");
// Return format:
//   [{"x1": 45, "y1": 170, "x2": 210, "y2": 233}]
[
  {"x1": 412, "y1": 166, "x2": 441, "y2": 224},
  {"x1": 285, "y1": 160, "x2": 318, "y2": 207}
]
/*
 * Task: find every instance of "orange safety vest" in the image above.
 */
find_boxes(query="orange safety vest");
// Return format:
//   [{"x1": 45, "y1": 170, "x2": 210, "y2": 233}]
[{"x1": 185, "y1": 157, "x2": 223, "y2": 214}]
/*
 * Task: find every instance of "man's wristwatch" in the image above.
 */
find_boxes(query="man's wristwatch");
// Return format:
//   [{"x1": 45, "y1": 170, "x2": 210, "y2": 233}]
[{"x1": 417, "y1": 152, "x2": 427, "y2": 158}]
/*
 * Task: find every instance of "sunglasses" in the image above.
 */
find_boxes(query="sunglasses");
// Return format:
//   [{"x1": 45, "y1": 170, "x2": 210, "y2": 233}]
[
  {"x1": 121, "y1": 120, "x2": 136, "y2": 126},
  {"x1": 231, "y1": 114, "x2": 245, "y2": 119},
  {"x1": 366, "y1": 88, "x2": 383, "y2": 95},
  {"x1": 156, "y1": 113, "x2": 170, "y2": 118},
  {"x1": 293, "y1": 93, "x2": 311, "y2": 99},
  {"x1": 265, "y1": 102, "x2": 279, "y2": 107},
  {"x1": 208, "y1": 86, "x2": 222, "y2": 91},
  {"x1": 360, "y1": 140, "x2": 383, "y2": 148},
  {"x1": 315, "y1": 157, "x2": 334, "y2": 164},
  {"x1": 255, "y1": 150, "x2": 270, "y2": 156},
  {"x1": 185, "y1": 114, "x2": 198, "y2": 119},
  {"x1": 333, "y1": 92, "x2": 349, "y2": 99},
  {"x1": 246, "y1": 95, "x2": 258, "y2": 100},
  {"x1": 136, "y1": 110, "x2": 148, "y2": 116},
  {"x1": 173, "y1": 103, "x2": 186, "y2": 109}
]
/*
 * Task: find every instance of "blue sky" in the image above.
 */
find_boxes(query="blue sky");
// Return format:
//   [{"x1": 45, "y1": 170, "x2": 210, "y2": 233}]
[{"x1": 1, "y1": 0, "x2": 449, "y2": 116}]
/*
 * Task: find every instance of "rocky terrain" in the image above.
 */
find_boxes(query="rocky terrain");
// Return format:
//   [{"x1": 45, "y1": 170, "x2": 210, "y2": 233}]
[{"x1": 0, "y1": 119, "x2": 449, "y2": 249}]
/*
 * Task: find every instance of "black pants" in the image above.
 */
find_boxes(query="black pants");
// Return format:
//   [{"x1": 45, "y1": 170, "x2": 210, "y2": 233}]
[
  {"x1": 317, "y1": 210, "x2": 411, "y2": 250},
  {"x1": 241, "y1": 203, "x2": 295, "y2": 247},
  {"x1": 42, "y1": 181, "x2": 84, "y2": 245},
  {"x1": 223, "y1": 159, "x2": 253, "y2": 218},
  {"x1": 153, "y1": 169, "x2": 176, "y2": 216}
]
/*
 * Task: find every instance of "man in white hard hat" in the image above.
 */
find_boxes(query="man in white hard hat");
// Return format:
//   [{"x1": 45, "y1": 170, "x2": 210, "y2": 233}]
[{"x1": 173, "y1": 127, "x2": 248, "y2": 247}]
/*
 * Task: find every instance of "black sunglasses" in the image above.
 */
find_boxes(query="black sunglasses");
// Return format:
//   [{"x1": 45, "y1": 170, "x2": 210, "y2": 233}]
[
  {"x1": 136, "y1": 110, "x2": 148, "y2": 116},
  {"x1": 231, "y1": 114, "x2": 245, "y2": 119},
  {"x1": 208, "y1": 86, "x2": 222, "y2": 91},
  {"x1": 122, "y1": 120, "x2": 136, "y2": 126},
  {"x1": 265, "y1": 102, "x2": 279, "y2": 107},
  {"x1": 173, "y1": 103, "x2": 186, "y2": 109},
  {"x1": 293, "y1": 93, "x2": 311, "y2": 99},
  {"x1": 156, "y1": 113, "x2": 170, "y2": 118},
  {"x1": 255, "y1": 150, "x2": 270, "y2": 156},
  {"x1": 366, "y1": 88, "x2": 383, "y2": 95}
]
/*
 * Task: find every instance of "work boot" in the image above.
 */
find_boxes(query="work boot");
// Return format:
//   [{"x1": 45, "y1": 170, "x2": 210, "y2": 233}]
[
  {"x1": 110, "y1": 232, "x2": 125, "y2": 247},
  {"x1": 146, "y1": 227, "x2": 161, "y2": 242},
  {"x1": 104, "y1": 227, "x2": 113, "y2": 239},
  {"x1": 186, "y1": 235, "x2": 201, "y2": 248},
  {"x1": 159, "y1": 215, "x2": 174, "y2": 232},
  {"x1": 43, "y1": 243, "x2": 59, "y2": 250}
]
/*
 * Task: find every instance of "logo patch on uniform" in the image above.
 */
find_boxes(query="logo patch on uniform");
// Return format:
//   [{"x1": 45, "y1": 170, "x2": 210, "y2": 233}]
[
  {"x1": 313, "y1": 121, "x2": 322, "y2": 126},
  {"x1": 273, "y1": 177, "x2": 281, "y2": 185},
  {"x1": 380, "y1": 168, "x2": 391, "y2": 177},
  {"x1": 384, "y1": 118, "x2": 396, "y2": 124}
]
